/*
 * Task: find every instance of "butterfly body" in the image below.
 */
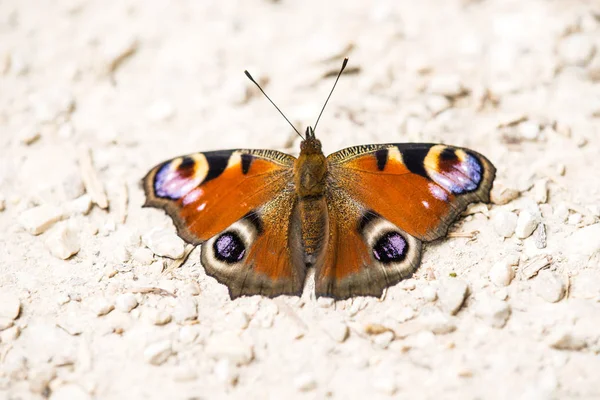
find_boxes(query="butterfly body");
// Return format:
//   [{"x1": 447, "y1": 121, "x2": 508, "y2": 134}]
[{"x1": 143, "y1": 123, "x2": 495, "y2": 300}]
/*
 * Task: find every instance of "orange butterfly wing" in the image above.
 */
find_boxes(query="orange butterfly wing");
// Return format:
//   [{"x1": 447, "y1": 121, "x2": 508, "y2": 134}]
[
  {"x1": 327, "y1": 143, "x2": 496, "y2": 241},
  {"x1": 143, "y1": 149, "x2": 305, "y2": 298},
  {"x1": 314, "y1": 143, "x2": 495, "y2": 299},
  {"x1": 143, "y1": 149, "x2": 294, "y2": 244}
]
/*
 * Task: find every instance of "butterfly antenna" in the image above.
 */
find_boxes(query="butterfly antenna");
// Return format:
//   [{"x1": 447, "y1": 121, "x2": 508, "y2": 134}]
[
  {"x1": 313, "y1": 57, "x2": 348, "y2": 133},
  {"x1": 244, "y1": 70, "x2": 304, "y2": 140}
]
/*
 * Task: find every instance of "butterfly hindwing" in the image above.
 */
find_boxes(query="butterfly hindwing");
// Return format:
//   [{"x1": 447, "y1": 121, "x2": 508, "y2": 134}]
[
  {"x1": 143, "y1": 149, "x2": 295, "y2": 244},
  {"x1": 327, "y1": 143, "x2": 496, "y2": 242},
  {"x1": 200, "y1": 192, "x2": 306, "y2": 299},
  {"x1": 315, "y1": 188, "x2": 422, "y2": 299}
]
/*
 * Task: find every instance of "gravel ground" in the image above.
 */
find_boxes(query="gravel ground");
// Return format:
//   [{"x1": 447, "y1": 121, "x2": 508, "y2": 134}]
[{"x1": 1, "y1": 0, "x2": 599, "y2": 399}]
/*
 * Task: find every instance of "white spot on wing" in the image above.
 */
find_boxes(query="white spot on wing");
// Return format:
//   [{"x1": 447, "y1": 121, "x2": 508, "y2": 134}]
[
  {"x1": 422, "y1": 200, "x2": 430, "y2": 209},
  {"x1": 428, "y1": 183, "x2": 448, "y2": 201}
]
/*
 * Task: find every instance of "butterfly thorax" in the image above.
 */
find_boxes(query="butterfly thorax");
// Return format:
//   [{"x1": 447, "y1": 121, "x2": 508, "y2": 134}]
[{"x1": 294, "y1": 128, "x2": 327, "y2": 198}]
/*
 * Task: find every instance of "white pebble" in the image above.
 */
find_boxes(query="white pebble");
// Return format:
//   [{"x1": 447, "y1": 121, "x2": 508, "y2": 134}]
[
  {"x1": 0, "y1": 293, "x2": 21, "y2": 320},
  {"x1": 373, "y1": 331, "x2": 395, "y2": 349},
  {"x1": 323, "y1": 318, "x2": 349, "y2": 343},
  {"x1": 91, "y1": 298, "x2": 114, "y2": 316},
  {"x1": 568, "y1": 213, "x2": 582, "y2": 225},
  {"x1": 113, "y1": 245, "x2": 131, "y2": 263},
  {"x1": 65, "y1": 195, "x2": 93, "y2": 216},
  {"x1": 427, "y1": 75, "x2": 465, "y2": 97},
  {"x1": 515, "y1": 210, "x2": 541, "y2": 239},
  {"x1": 518, "y1": 121, "x2": 540, "y2": 140},
  {"x1": 438, "y1": 278, "x2": 468, "y2": 315},
  {"x1": 132, "y1": 247, "x2": 154, "y2": 265},
  {"x1": 146, "y1": 100, "x2": 175, "y2": 122},
  {"x1": 173, "y1": 297, "x2": 198, "y2": 323},
  {"x1": 372, "y1": 376, "x2": 397, "y2": 395},
  {"x1": 426, "y1": 95, "x2": 451, "y2": 115},
  {"x1": 150, "y1": 309, "x2": 172, "y2": 326},
  {"x1": 294, "y1": 373, "x2": 317, "y2": 392},
  {"x1": 49, "y1": 384, "x2": 91, "y2": 400},
  {"x1": 115, "y1": 293, "x2": 138, "y2": 312},
  {"x1": 489, "y1": 260, "x2": 515, "y2": 287},
  {"x1": 475, "y1": 297, "x2": 511, "y2": 328},
  {"x1": 0, "y1": 326, "x2": 21, "y2": 342},
  {"x1": 214, "y1": 359, "x2": 239, "y2": 386},
  {"x1": 206, "y1": 333, "x2": 254, "y2": 366},
  {"x1": 226, "y1": 311, "x2": 250, "y2": 330},
  {"x1": 0, "y1": 318, "x2": 14, "y2": 331},
  {"x1": 317, "y1": 297, "x2": 335, "y2": 308},
  {"x1": 558, "y1": 34, "x2": 596, "y2": 67},
  {"x1": 554, "y1": 203, "x2": 570, "y2": 222},
  {"x1": 533, "y1": 179, "x2": 548, "y2": 203},
  {"x1": 490, "y1": 184, "x2": 520, "y2": 205},
  {"x1": 179, "y1": 325, "x2": 199, "y2": 344},
  {"x1": 18, "y1": 205, "x2": 64, "y2": 235},
  {"x1": 45, "y1": 223, "x2": 80, "y2": 260},
  {"x1": 566, "y1": 224, "x2": 600, "y2": 257},
  {"x1": 533, "y1": 270, "x2": 565, "y2": 303},
  {"x1": 492, "y1": 210, "x2": 518, "y2": 238},
  {"x1": 142, "y1": 228, "x2": 185, "y2": 259},
  {"x1": 144, "y1": 340, "x2": 173, "y2": 365},
  {"x1": 419, "y1": 309, "x2": 456, "y2": 334},
  {"x1": 422, "y1": 286, "x2": 437, "y2": 302}
]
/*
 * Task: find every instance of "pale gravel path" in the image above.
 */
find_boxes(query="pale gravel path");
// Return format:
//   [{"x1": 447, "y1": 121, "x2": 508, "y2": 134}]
[{"x1": 1, "y1": 0, "x2": 599, "y2": 399}]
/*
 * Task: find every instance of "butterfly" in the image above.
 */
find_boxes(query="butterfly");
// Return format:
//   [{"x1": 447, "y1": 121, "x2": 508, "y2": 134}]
[{"x1": 142, "y1": 59, "x2": 496, "y2": 300}]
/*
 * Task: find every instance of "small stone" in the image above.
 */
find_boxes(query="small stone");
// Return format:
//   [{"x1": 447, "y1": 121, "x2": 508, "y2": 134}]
[
  {"x1": 567, "y1": 213, "x2": 582, "y2": 225},
  {"x1": 518, "y1": 121, "x2": 540, "y2": 140},
  {"x1": 533, "y1": 270, "x2": 565, "y2": 303},
  {"x1": 150, "y1": 309, "x2": 172, "y2": 326},
  {"x1": 422, "y1": 286, "x2": 437, "y2": 302},
  {"x1": 294, "y1": 373, "x2": 317, "y2": 392},
  {"x1": 17, "y1": 125, "x2": 41, "y2": 145},
  {"x1": 206, "y1": 333, "x2": 254, "y2": 366},
  {"x1": 515, "y1": 210, "x2": 541, "y2": 239},
  {"x1": 45, "y1": 223, "x2": 80, "y2": 259},
  {"x1": 0, "y1": 326, "x2": 21, "y2": 342},
  {"x1": 489, "y1": 260, "x2": 515, "y2": 287},
  {"x1": 91, "y1": 298, "x2": 114, "y2": 316},
  {"x1": 372, "y1": 376, "x2": 397, "y2": 395},
  {"x1": 0, "y1": 293, "x2": 21, "y2": 320},
  {"x1": 438, "y1": 278, "x2": 468, "y2": 315},
  {"x1": 492, "y1": 210, "x2": 518, "y2": 238},
  {"x1": 18, "y1": 205, "x2": 64, "y2": 235},
  {"x1": 115, "y1": 293, "x2": 138, "y2": 312},
  {"x1": 317, "y1": 297, "x2": 335, "y2": 308},
  {"x1": 426, "y1": 95, "x2": 451, "y2": 115},
  {"x1": 533, "y1": 223, "x2": 547, "y2": 249},
  {"x1": 49, "y1": 384, "x2": 91, "y2": 400},
  {"x1": 373, "y1": 331, "x2": 395, "y2": 348},
  {"x1": 29, "y1": 367, "x2": 57, "y2": 395},
  {"x1": 420, "y1": 309, "x2": 456, "y2": 334},
  {"x1": 491, "y1": 184, "x2": 520, "y2": 205},
  {"x1": 65, "y1": 195, "x2": 93, "y2": 216},
  {"x1": 554, "y1": 203, "x2": 570, "y2": 222},
  {"x1": 323, "y1": 319, "x2": 349, "y2": 343},
  {"x1": 566, "y1": 224, "x2": 600, "y2": 257},
  {"x1": 427, "y1": 75, "x2": 466, "y2": 97},
  {"x1": 146, "y1": 100, "x2": 175, "y2": 122},
  {"x1": 226, "y1": 311, "x2": 250, "y2": 330},
  {"x1": 533, "y1": 179, "x2": 548, "y2": 204},
  {"x1": 104, "y1": 36, "x2": 138, "y2": 74},
  {"x1": 179, "y1": 325, "x2": 199, "y2": 344},
  {"x1": 475, "y1": 297, "x2": 511, "y2": 328},
  {"x1": 173, "y1": 367, "x2": 198, "y2": 382},
  {"x1": 214, "y1": 359, "x2": 239, "y2": 386},
  {"x1": 558, "y1": 34, "x2": 596, "y2": 67},
  {"x1": 142, "y1": 228, "x2": 185, "y2": 259},
  {"x1": 0, "y1": 318, "x2": 14, "y2": 331},
  {"x1": 547, "y1": 330, "x2": 587, "y2": 351},
  {"x1": 113, "y1": 245, "x2": 131, "y2": 263},
  {"x1": 56, "y1": 294, "x2": 71, "y2": 305},
  {"x1": 144, "y1": 340, "x2": 173, "y2": 365},
  {"x1": 132, "y1": 247, "x2": 154, "y2": 265},
  {"x1": 173, "y1": 297, "x2": 198, "y2": 323}
]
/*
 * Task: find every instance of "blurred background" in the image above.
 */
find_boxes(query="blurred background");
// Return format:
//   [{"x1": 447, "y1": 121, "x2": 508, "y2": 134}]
[{"x1": 1, "y1": 0, "x2": 599, "y2": 399}]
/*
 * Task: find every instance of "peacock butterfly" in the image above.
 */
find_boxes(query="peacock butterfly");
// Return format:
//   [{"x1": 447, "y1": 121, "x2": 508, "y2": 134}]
[{"x1": 142, "y1": 58, "x2": 496, "y2": 300}]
